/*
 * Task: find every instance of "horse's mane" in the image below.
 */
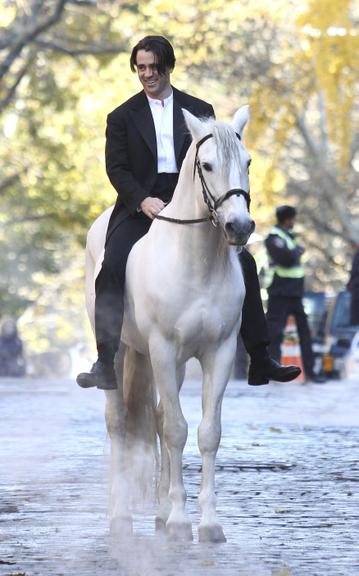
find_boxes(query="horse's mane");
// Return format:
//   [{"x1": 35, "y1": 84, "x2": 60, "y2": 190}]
[{"x1": 212, "y1": 121, "x2": 241, "y2": 173}]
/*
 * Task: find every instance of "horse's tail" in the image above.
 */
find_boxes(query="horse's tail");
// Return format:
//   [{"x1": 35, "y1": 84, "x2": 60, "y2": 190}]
[
  {"x1": 85, "y1": 232, "x2": 97, "y2": 332},
  {"x1": 123, "y1": 348, "x2": 158, "y2": 506}
]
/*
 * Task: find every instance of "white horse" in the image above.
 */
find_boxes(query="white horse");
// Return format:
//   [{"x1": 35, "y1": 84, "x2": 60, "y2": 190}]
[{"x1": 85, "y1": 106, "x2": 254, "y2": 543}]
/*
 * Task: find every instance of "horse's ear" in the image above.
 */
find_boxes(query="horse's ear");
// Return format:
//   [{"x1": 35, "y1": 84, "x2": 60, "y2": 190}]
[
  {"x1": 232, "y1": 105, "x2": 249, "y2": 137},
  {"x1": 182, "y1": 108, "x2": 208, "y2": 141}
]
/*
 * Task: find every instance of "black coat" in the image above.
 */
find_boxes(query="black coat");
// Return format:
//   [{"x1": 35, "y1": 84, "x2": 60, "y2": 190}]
[{"x1": 105, "y1": 86, "x2": 214, "y2": 240}]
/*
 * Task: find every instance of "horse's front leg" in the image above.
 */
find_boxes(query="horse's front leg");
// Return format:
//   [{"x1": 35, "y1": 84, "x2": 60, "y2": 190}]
[
  {"x1": 155, "y1": 399, "x2": 170, "y2": 533},
  {"x1": 155, "y1": 363, "x2": 186, "y2": 533},
  {"x1": 198, "y1": 336, "x2": 237, "y2": 543},
  {"x1": 150, "y1": 338, "x2": 192, "y2": 541},
  {"x1": 104, "y1": 346, "x2": 132, "y2": 535}
]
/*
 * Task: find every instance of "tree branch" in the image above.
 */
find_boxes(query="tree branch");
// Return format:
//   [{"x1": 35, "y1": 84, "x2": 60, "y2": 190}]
[
  {"x1": 7, "y1": 213, "x2": 59, "y2": 225},
  {"x1": 33, "y1": 39, "x2": 126, "y2": 56},
  {"x1": 0, "y1": 0, "x2": 67, "y2": 81},
  {"x1": 0, "y1": 55, "x2": 35, "y2": 111},
  {"x1": 0, "y1": 173, "x2": 22, "y2": 196}
]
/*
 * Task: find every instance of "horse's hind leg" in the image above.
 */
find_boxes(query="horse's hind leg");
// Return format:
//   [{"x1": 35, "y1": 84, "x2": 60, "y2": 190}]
[
  {"x1": 197, "y1": 338, "x2": 237, "y2": 543},
  {"x1": 155, "y1": 363, "x2": 186, "y2": 533},
  {"x1": 104, "y1": 344, "x2": 132, "y2": 535}
]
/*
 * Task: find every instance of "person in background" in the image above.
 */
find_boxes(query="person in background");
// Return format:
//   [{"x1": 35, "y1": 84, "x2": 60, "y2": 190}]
[
  {"x1": 0, "y1": 317, "x2": 26, "y2": 377},
  {"x1": 348, "y1": 243, "x2": 359, "y2": 325},
  {"x1": 265, "y1": 205, "x2": 326, "y2": 383}
]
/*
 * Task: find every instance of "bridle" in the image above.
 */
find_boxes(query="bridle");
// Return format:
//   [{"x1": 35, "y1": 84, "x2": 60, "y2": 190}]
[{"x1": 155, "y1": 132, "x2": 251, "y2": 226}]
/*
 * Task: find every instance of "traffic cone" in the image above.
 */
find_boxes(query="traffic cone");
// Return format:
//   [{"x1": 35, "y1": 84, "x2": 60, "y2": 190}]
[{"x1": 280, "y1": 315, "x2": 305, "y2": 383}]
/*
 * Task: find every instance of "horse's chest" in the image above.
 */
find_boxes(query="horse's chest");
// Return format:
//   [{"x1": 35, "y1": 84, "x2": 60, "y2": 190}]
[{"x1": 171, "y1": 276, "x2": 244, "y2": 344}]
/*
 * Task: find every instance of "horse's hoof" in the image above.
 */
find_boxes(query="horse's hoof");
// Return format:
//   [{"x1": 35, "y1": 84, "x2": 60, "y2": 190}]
[
  {"x1": 198, "y1": 524, "x2": 226, "y2": 543},
  {"x1": 110, "y1": 516, "x2": 133, "y2": 537},
  {"x1": 155, "y1": 516, "x2": 167, "y2": 533},
  {"x1": 166, "y1": 521, "x2": 193, "y2": 541}
]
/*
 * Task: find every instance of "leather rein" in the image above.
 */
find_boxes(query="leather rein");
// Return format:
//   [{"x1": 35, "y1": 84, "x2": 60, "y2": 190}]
[{"x1": 155, "y1": 132, "x2": 251, "y2": 226}]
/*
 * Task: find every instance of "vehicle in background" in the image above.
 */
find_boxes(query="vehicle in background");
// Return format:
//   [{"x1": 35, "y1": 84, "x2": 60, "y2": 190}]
[
  {"x1": 322, "y1": 290, "x2": 359, "y2": 379},
  {"x1": 283, "y1": 290, "x2": 358, "y2": 380},
  {"x1": 303, "y1": 291, "x2": 334, "y2": 376}
]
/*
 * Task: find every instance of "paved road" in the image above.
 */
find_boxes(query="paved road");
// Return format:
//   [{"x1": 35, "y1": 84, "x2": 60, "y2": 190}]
[{"x1": 0, "y1": 375, "x2": 358, "y2": 576}]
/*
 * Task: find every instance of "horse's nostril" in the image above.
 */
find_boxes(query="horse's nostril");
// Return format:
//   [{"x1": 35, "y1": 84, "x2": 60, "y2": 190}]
[{"x1": 225, "y1": 222, "x2": 235, "y2": 235}]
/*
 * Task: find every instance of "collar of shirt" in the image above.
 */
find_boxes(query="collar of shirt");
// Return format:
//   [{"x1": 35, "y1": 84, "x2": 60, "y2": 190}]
[{"x1": 146, "y1": 91, "x2": 173, "y2": 109}]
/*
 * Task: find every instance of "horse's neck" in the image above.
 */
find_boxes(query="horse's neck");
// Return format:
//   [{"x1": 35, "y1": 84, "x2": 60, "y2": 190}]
[
  {"x1": 168, "y1": 148, "x2": 207, "y2": 220},
  {"x1": 162, "y1": 148, "x2": 235, "y2": 276}
]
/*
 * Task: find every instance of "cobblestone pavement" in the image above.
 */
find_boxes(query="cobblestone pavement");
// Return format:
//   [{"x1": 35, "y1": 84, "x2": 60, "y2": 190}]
[{"x1": 0, "y1": 374, "x2": 358, "y2": 576}]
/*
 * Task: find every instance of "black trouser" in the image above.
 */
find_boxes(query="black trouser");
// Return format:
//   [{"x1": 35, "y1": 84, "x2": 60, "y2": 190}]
[
  {"x1": 266, "y1": 295, "x2": 314, "y2": 377},
  {"x1": 95, "y1": 173, "x2": 178, "y2": 349},
  {"x1": 239, "y1": 249, "x2": 270, "y2": 356},
  {"x1": 95, "y1": 213, "x2": 151, "y2": 346}
]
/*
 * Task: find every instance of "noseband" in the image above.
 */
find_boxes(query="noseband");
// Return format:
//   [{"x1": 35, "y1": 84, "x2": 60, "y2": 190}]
[{"x1": 155, "y1": 131, "x2": 251, "y2": 226}]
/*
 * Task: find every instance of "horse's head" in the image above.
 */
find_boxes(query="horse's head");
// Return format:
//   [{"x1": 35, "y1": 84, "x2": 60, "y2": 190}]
[{"x1": 183, "y1": 106, "x2": 255, "y2": 245}]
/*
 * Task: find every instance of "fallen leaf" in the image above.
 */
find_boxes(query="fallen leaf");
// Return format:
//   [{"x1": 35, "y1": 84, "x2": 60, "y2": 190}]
[{"x1": 272, "y1": 563, "x2": 292, "y2": 575}]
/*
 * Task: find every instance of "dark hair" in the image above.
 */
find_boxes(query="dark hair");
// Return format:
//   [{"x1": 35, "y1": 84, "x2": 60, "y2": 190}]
[
  {"x1": 276, "y1": 205, "x2": 297, "y2": 223},
  {"x1": 130, "y1": 35, "x2": 176, "y2": 75}
]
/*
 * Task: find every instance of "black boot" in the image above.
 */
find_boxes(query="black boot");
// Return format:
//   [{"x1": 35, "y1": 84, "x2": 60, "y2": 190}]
[
  {"x1": 76, "y1": 360, "x2": 117, "y2": 390},
  {"x1": 76, "y1": 340, "x2": 118, "y2": 390},
  {"x1": 248, "y1": 357, "x2": 301, "y2": 386}
]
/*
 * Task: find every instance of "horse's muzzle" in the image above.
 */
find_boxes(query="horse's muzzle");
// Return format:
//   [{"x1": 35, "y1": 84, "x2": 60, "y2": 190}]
[{"x1": 225, "y1": 218, "x2": 255, "y2": 245}]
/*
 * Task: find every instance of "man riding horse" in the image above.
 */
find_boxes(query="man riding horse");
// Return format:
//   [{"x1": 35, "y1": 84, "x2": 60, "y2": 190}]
[{"x1": 76, "y1": 35, "x2": 300, "y2": 391}]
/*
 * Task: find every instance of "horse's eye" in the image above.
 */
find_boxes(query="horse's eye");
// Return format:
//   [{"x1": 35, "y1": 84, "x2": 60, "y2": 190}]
[{"x1": 202, "y1": 162, "x2": 212, "y2": 172}]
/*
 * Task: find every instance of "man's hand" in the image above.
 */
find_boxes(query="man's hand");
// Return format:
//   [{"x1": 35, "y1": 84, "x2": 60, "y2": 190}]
[{"x1": 140, "y1": 197, "x2": 165, "y2": 220}]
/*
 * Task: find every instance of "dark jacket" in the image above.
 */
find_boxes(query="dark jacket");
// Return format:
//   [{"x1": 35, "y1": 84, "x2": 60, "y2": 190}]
[
  {"x1": 105, "y1": 86, "x2": 214, "y2": 240},
  {"x1": 265, "y1": 226, "x2": 305, "y2": 298},
  {"x1": 0, "y1": 333, "x2": 26, "y2": 377}
]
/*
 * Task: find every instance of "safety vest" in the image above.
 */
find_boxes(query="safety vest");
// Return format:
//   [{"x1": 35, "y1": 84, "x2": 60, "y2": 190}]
[{"x1": 266, "y1": 226, "x2": 304, "y2": 287}]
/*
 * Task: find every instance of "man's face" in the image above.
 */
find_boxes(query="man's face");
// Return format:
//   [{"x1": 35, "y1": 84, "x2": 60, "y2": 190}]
[
  {"x1": 284, "y1": 217, "x2": 295, "y2": 230},
  {"x1": 136, "y1": 49, "x2": 172, "y2": 100}
]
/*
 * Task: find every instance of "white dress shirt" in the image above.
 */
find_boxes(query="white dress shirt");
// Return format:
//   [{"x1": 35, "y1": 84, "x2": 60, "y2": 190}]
[{"x1": 147, "y1": 92, "x2": 178, "y2": 174}]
